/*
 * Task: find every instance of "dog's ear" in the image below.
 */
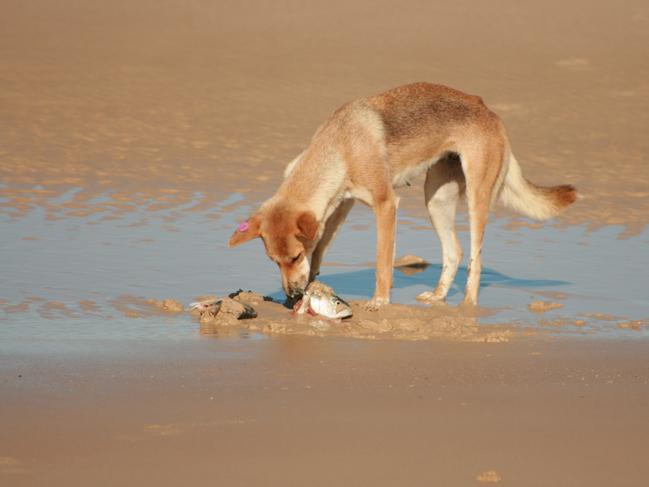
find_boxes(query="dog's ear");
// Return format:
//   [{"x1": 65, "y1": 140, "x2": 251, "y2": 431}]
[
  {"x1": 229, "y1": 214, "x2": 261, "y2": 247},
  {"x1": 296, "y1": 211, "x2": 318, "y2": 241}
]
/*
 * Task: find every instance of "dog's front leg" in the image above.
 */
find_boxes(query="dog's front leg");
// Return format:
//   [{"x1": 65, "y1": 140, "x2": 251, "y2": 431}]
[
  {"x1": 309, "y1": 199, "x2": 355, "y2": 282},
  {"x1": 365, "y1": 196, "x2": 398, "y2": 310}
]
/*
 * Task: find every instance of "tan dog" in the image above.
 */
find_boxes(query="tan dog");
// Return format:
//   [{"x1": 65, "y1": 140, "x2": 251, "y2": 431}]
[{"x1": 229, "y1": 82, "x2": 577, "y2": 308}]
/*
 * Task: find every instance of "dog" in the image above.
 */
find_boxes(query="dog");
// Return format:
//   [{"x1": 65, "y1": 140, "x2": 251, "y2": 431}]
[{"x1": 229, "y1": 82, "x2": 577, "y2": 308}]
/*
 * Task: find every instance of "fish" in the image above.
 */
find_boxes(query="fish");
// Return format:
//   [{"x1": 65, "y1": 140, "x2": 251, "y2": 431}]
[{"x1": 294, "y1": 281, "x2": 353, "y2": 319}]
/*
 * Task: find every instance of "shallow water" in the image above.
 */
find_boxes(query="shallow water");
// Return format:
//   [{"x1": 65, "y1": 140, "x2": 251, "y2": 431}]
[{"x1": 1, "y1": 190, "x2": 648, "y2": 353}]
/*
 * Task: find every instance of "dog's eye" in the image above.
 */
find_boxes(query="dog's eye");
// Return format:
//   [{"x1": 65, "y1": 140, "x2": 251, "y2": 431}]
[{"x1": 291, "y1": 253, "x2": 302, "y2": 264}]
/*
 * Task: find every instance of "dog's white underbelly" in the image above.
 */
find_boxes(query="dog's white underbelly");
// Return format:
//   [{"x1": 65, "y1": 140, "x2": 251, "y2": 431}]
[
  {"x1": 342, "y1": 154, "x2": 446, "y2": 206},
  {"x1": 391, "y1": 154, "x2": 444, "y2": 188},
  {"x1": 344, "y1": 186, "x2": 373, "y2": 206}
]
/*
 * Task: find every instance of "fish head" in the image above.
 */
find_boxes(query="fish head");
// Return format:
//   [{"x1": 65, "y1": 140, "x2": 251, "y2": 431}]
[
  {"x1": 329, "y1": 294, "x2": 353, "y2": 319},
  {"x1": 309, "y1": 293, "x2": 353, "y2": 319}
]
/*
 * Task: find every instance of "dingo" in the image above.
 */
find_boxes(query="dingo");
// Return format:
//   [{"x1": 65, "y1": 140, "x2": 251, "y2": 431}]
[{"x1": 229, "y1": 82, "x2": 577, "y2": 307}]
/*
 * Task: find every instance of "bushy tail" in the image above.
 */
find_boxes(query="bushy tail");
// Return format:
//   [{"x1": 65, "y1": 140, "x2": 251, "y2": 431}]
[{"x1": 498, "y1": 153, "x2": 578, "y2": 220}]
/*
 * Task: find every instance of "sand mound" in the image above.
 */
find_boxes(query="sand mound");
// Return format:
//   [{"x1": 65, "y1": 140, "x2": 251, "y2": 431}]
[{"x1": 191, "y1": 291, "x2": 514, "y2": 342}]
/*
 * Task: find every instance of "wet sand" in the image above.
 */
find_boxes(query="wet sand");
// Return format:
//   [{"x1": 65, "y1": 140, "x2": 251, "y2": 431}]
[
  {"x1": 2, "y1": 1, "x2": 649, "y2": 485},
  {"x1": 195, "y1": 290, "x2": 514, "y2": 343},
  {"x1": 2, "y1": 337, "x2": 649, "y2": 486},
  {"x1": 2, "y1": 0, "x2": 649, "y2": 235}
]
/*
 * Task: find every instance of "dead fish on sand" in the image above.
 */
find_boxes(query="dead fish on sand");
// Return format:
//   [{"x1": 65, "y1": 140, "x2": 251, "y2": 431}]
[{"x1": 294, "y1": 281, "x2": 353, "y2": 319}]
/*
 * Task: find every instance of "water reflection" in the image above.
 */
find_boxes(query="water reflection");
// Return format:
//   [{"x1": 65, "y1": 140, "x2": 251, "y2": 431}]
[{"x1": 1, "y1": 191, "x2": 648, "y2": 346}]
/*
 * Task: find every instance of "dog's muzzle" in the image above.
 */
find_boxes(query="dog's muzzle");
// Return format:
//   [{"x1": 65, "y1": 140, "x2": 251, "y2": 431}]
[
  {"x1": 286, "y1": 288, "x2": 304, "y2": 300},
  {"x1": 283, "y1": 288, "x2": 304, "y2": 309}
]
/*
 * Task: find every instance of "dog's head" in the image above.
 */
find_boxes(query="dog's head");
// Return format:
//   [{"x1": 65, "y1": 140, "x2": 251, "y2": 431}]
[{"x1": 229, "y1": 207, "x2": 319, "y2": 298}]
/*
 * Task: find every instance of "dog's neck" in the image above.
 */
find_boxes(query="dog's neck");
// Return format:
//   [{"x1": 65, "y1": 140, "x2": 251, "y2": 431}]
[{"x1": 275, "y1": 151, "x2": 347, "y2": 223}]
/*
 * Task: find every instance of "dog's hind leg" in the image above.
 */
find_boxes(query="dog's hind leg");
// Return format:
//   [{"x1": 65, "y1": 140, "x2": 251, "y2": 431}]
[
  {"x1": 309, "y1": 199, "x2": 355, "y2": 281},
  {"x1": 417, "y1": 157, "x2": 464, "y2": 303},
  {"x1": 459, "y1": 138, "x2": 504, "y2": 306}
]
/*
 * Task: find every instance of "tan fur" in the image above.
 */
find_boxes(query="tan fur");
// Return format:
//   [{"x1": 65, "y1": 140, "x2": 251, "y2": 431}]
[{"x1": 229, "y1": 82, "x2": 578, "y2": 306}]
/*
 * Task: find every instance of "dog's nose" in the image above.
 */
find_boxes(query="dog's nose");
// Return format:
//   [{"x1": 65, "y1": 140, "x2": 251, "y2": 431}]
[
  {"x1": 286, "y1": 287, "x2": 304, "y2": 299},
  {"x1": 283, "y1": 288, "x2": 304, "y2": 309}
]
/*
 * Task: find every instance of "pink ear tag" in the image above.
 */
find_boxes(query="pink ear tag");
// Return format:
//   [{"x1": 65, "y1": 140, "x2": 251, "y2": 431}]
[{"x1": 238, "y1": 220, "x2": 250, "y2": 233}]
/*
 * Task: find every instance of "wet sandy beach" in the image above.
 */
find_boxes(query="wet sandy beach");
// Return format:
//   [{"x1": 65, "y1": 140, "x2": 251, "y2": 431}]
[
  {"x1": 2, "y1": 1, "x2": 649, "y2": 235},
  {"x1": 3, "y1": 338, "x2": 649, "y2": 486},
  {"x1": 2, "y1": 0, "x2": 649, "y2": 485}
]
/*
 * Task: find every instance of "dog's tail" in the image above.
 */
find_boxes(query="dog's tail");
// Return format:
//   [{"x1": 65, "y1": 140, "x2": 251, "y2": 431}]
[{"x1": 498, "y1": 152, "x2": 578, "y2": 220}]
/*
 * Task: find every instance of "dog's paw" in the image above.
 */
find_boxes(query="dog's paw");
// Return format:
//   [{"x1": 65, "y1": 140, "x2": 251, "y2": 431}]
[
  {"x1": 416, "y1": 291, "x2": 446, "y2": 304},
  {"x1": 460, "y1": 295, "x2": 478, "y2": 308},
  {"x1": 362, "y1": 296, "x2": 389, "y2": 311}
]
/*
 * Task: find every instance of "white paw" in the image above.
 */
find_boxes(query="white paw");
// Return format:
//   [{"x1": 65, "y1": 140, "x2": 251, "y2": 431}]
[
  {"x1": 460, "y1": 296, "x2": 478, "y2": 307},
  {"x1": 416, "y1": 291, "x2": 445, "y2": 304}
]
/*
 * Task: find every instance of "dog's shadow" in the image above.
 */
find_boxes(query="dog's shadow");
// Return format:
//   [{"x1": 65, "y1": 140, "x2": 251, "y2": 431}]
[{"x1": 268, "y1": 263, "x2": 569, "y2": 301}]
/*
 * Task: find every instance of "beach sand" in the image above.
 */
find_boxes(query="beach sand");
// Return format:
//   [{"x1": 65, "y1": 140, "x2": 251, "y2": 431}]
[
  {"x1": 2, "y1": 1, "x2": 649, "y2": 485},
  {"x1": 3, "y1": 338, "x2": 649, "y2": 486},
  {"x1": 2, "y1": 0, "x2": 648, "y2": 235}
]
